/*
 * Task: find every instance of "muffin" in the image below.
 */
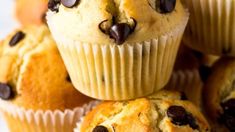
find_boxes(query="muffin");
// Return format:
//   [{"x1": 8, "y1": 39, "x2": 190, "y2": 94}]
[
  {"x1": 47, "y1": 0, "x2": 189, "y2": 100},
  {"x1": 182, "y1": 0, "x2": 235, "y2": 56},
  {"x1": 15, "y1": 0, "x2": 48, "y2": 25},
  {"x1": 204, "y1": 57, "x2": 235, "y2": 132},
  {"x1": 76, "y1": 90, "x2": 210, "y2": 132},
  {"x1": 0, "y1": 25, "x2": 94, "y2": 132}
]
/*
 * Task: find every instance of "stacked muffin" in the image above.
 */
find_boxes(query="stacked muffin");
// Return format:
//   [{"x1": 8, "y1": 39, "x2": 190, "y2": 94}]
[{"x1": 0, "y1": 0, "x2": 234, "y2": 131}]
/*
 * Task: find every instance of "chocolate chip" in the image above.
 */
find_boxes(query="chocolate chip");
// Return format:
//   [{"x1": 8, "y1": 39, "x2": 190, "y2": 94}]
[
  {"x1": 0, "y1": 83, "x2": 14, "y2": 100},
  {"x1": 167, "y1": 106, "x2": 199, "y2": 130},
  {"x1": 160, "y1": 0, "x2": 176, "y2": 13},
  {"x1": 99, "y1": 20, "x2": 109, "y2": 34},
  {"x1": 61, "y1": 0, "x2": 79, "y2": 8},
  {"x1": 9, "y1": 31, "x2": 25, "y2": 47},
  {"x1": 109, "y1": 23, "x2": 131, "y2": 44},
  {"x1": 92, "y1": 125, "x2": 108, "y2": 132},
  {"x1": 186, "y1": 114, "x2": 199, "y2": 130},
  {"x1": 99, "y1": 18, "x2": 137, "y2": 45},
  {"x1": 199, "y1": 65, "x2": 211, "y2": 83},
  {"x1": 48, "y1": 0, "x2": 61, "y2": 12},
  {"x1": 167, "y1": 106, "x2": 188, "y2": 126},
  {"x1": 180, "y1": 92, "x2": 188, "y2": 100},
  {"x1": 225, "y1": 116, "x2": 235, "y2": 131},
  {"x1": 221, "y1": 99, "x2": 235, "y2": 116},
  {"x1": 219, "y1": 113, "x2": 235, "y2": 131}
]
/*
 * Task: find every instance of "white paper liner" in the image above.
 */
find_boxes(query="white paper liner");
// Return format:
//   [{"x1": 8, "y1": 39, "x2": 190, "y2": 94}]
[
  {"x1": 73, "y1": 117, "x2": 84, "y2": 132},
  {"x1": 47, "y1": 13, "x2": 189, "y2": 100},
  {"x1": 164, "y1": 69, "x2": 203, "y2": 108},
  {"x1": 183, "y1": 0, "x2": 235, "y2": 56},
  {"x1": 0, "y1": 100, "x2": 100, "y2": 132}
]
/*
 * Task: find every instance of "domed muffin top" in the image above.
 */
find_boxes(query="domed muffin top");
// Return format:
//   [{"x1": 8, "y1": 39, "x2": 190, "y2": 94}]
[
  {"x1": 79, "y1": 90, "x2": 210, "y2": 132},
  {"x1": 47, "y1": 0, "x2": 188, "y2": 44},
  {"x1": 0, "y1": 25, "x2": 92, "y2": 110}
]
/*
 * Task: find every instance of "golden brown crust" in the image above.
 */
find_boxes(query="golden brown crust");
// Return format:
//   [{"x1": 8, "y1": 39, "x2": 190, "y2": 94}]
[
  {"x1": 15, "y1": 0, "x2": 48, "y2": 25},
  {"x1": 203, "y1": 57, "x2": 235, "y2": 132},
  {"x1": 47, "y1": 0, "x2": 188, "y2": 44},
  {"x1": 0, "y1": 25, "x2": 92, "y2": 110},
  {"x1": 80, "y1": 90, "x2": 210, "y2": 132},
  {"x1": 81, "y1": 99, "x2": 152, "y2": 132}
]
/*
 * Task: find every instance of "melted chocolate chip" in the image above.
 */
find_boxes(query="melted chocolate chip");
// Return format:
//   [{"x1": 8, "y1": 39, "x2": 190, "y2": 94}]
[
  {"x1": 61, "y1": 0, "x2": 79, "y2": 8},
  {"x1": 9, "y1": 31, "x2": 25, "y2": 47},
  {"x1": 167, "y1": 106, "x2": 199, "y2": 130},
  {"x1": 0, "y1": 83, "x2": 14, "y2": 100},
  {"x1": 99, "y1": 18, "x2": 137, "y2": 45},
  {"x1": 221, "y1": 99, "x2": 235, "y2": 116},
  {"x1": 167, "y1": 106, "x2": 188, "y2": 126},
  {"x1": 186, "y1": 113, "x2": 199, "y2": 130},
  {"x1": 199, "y1": 65, "x2": 211, "y2": 83},
  {"x1": 160, "y1": 0, "x2": 176, "y2": 13},
  {"x1": 220, "y1": 113, "x2": 235, "y2": 131},
  {"x1": 48, "y1": 0, "x2": 61, "y2": 12},
  {"x1": 98, "y1": 20, "x2": 109, "y2": 34},
  {"x1": 109, "y1": 23, "x2": 131, "y2": 44},
  {"x1": 180, "y1": 92, "x2": 188, "y2": 100},
  {"x1": 92, "y1": 125, "x2": 108, "y2": 132}
]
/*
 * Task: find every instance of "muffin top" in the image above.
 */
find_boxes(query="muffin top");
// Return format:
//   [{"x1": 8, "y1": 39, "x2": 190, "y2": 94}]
[
  {"x1": 47, "y1": 0, "x2": 188, "y2": 44},
  {"x1": 0, "y1": 25, "x2": 92, "y2": 110},
  {"x1": 204, "y1": 57, "x2": 235, "y2": 132},
  {"x1": 16, "y1": 0, "x2": 48, "y2": 25},
  {"x1": 80, "y1": 90, "x2": 210, "y2": 132}
]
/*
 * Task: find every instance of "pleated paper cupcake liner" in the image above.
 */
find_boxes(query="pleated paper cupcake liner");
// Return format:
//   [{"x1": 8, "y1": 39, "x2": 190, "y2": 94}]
[
  {"x1": 164, "y1": 69, "x2": 203, "y2": 108},
  {"x1": 48, "y1": 13, "x2": 189, "y2": 100},
  {"x1": 73, "y1": 117, "x2": 83, "y2": 132},
  {"x1": 0, "y1": 100, "x2": 100, "y2": 132},
  {"x1": 183, "y1": 0, "x2": 235, "y2": 56}
]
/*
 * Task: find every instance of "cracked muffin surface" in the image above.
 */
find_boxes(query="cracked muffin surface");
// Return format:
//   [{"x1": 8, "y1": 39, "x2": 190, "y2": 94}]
[
  {"x1": 79, "y1": 90, "x2": 210, "y2": 132},
  {"x1": 0, "y1": 25, "x2": 92, "y2": 110},
  {"x1": 47, "y1": 0, "x2": 188, "y2": 44}
]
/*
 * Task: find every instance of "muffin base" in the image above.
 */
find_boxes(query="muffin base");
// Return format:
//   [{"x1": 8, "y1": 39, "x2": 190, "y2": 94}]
[
  {"x1": 183, "y1": 0, "x2": 235, "y2": 56},
  {"x1": 0, "y1": 100, "x2": 99, "y2": 132}
]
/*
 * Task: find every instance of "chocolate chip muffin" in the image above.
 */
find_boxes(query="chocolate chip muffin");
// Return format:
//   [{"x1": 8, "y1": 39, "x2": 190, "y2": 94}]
[
  {"x1": 204, "y1": 57, "x2": 235, "y2": 132},
  {"x1": 0, "y1": 25, "x2": 94, "y2": 132},
  {"x1": 182, "y1": 0, "x2": 235, "y2": 56},
  {"x1": 77, "y1": 90, "x2": 210, "y2": 132},
  {"x1": 47, "y1": 0, "x2": 189, "y2": 100},
  {"x1": 15, "y1": 0, "x2": 48, "y2": 25}
]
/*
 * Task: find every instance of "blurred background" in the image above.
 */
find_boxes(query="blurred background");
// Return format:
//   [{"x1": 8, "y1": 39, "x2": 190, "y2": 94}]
[
  {"x1": 0, "y1": 0, "x2": 17, "y2": 131},
  {"x1": 0, "y1": 0, "x2": 19, "y2": 39}
]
